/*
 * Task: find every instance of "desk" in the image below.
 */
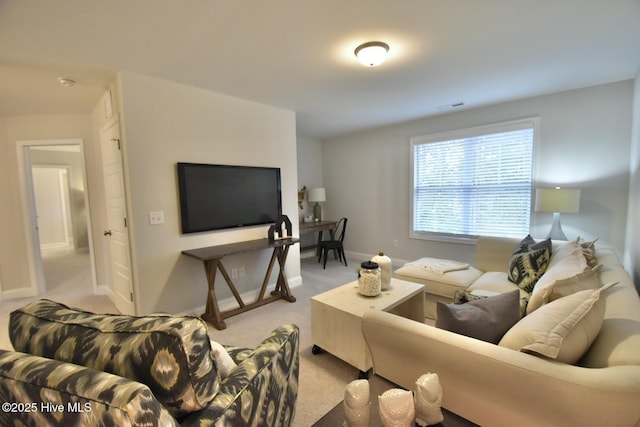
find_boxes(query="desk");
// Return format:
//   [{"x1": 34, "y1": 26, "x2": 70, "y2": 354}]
[
  {"x1": 299, "y1": 220, "x2": 338, "y2": 254},
  {"x1": 182, "y1": 237, "x2": 299, "y2": 330}
]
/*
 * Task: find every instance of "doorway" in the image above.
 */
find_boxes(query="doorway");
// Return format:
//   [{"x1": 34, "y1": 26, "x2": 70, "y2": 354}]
[{"x1": 17, "y1": 140, "x2": 97, "y2": 296}]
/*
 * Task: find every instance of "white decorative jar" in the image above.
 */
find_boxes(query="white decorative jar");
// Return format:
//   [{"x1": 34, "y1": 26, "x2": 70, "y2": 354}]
[
  {"x1": 371, "y1": 252, "x2": 392, "y2": 290},
  {"x1": 358, "y1": 261, "x2": 381, "y2": 296}
]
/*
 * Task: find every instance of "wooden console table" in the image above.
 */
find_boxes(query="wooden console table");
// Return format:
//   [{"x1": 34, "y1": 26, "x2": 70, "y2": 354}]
[
  {"x1": 182, "y1": 237, "x2": 299, "y2": 330},
  {"x1": 299, "y1": 220, "x2": 337, "y2": 254}
]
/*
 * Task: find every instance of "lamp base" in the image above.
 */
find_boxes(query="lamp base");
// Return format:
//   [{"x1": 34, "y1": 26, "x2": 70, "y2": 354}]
[
  {"x1": 545, "y1": 212, "x2": 568, "y2": 241},
  {"x1": 313, "y1": 202, "x2": 322, "y2": 221}
]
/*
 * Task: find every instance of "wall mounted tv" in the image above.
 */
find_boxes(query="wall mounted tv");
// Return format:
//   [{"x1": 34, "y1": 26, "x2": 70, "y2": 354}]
[{"x1": 177, "y1": 162, "x2": 282, "y2": 234}]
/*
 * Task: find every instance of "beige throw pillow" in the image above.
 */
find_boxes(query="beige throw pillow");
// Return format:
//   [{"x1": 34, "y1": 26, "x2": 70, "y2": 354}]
[
  {"x1": 547, "y1": 239, "x2": 580, "y2": 270},
  {"x1": 527, "y1": 264, "x2": 602, "y2": 314},
  {"x1": 499, "y1": 282, "x2": 616, "y2": 364},
  {"x1": 526, "y1": 250, "x2": 589, "y2": 315}
]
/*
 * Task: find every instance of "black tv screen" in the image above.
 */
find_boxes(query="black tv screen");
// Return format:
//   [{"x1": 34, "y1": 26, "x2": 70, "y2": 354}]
[{"x1": 177, "y1": 162, "x2": 282, "y2": 233}]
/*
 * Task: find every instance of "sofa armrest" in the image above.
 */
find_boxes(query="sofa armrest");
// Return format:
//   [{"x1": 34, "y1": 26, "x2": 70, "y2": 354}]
[
  {"x1": 362, "y1": 311, "x2": 640, "y2": 427},
  {"x1": 0, "y1": 349, "x2": 178, "y2": 427},
  {"x1": 180, "y1": 324, "x2": 300, "y2": 427}
]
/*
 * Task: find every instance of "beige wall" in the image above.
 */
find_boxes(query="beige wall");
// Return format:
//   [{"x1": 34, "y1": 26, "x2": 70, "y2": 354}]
[
  {"x1": 322, "y1": 81, "x2": 633, "y2": 266},
  {"x1": 296, "y1": 135, "x2": 325, "y2": 249},
  {"x1": 116, "y1": 72, "x2": 300, "y2": 315},
  {"x1": 626, "y1": 72, "x2": 640, "y2": 291},
  {"x1": 0, "y1": 114, "x2": 94, "y2": 294},
  {"x1": 0, "y1": 75, "x2": 300, "y2": 316}
]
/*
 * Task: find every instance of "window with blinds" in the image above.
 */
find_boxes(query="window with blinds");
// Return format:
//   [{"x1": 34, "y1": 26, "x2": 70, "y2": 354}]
[{"x1": 410, "y1": 118, "x2": 537, "y2": 240}]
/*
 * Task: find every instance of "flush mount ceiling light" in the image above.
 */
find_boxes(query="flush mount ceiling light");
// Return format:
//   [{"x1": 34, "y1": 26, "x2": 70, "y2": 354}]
[
  {"x1": 58, "y1": 77, "x2": 76, "y2": 87},
  {"x1": 354, "y1": 41, "x2": 390, "y2": 67}
]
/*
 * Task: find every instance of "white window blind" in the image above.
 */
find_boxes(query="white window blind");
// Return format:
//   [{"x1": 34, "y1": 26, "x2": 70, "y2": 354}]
[{"x1": 410, "y1": 118, "x2": 537, "y2": 240}]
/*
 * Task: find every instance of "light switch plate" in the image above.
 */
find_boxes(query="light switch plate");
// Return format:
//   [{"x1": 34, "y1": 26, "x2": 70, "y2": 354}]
[{"x1": 149, "y1": 211, "x2": 165, "y2": 225}]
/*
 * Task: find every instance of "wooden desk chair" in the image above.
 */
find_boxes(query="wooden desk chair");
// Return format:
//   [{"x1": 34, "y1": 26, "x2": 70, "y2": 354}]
[{"x1": 318, "y1": 217, "x2": 348, "y2": 269}]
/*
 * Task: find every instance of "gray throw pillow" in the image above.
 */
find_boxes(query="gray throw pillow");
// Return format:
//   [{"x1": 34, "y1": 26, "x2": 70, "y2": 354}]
[{"x1": 436, "y1": 290, "x2": 521, "y2": 344}]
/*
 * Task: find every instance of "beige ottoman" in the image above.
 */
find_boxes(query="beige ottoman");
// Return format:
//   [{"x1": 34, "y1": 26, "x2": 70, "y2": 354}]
[{"x1": 394, "y1": 258, "x2": 483, "y2": 319}]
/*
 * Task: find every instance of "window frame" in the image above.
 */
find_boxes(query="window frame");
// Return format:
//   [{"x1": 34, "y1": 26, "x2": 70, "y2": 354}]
[{"x1": 409, "y1": 117, "x2": 540, "y2": 244}]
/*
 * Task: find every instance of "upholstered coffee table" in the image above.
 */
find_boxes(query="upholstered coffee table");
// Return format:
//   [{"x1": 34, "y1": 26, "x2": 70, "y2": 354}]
[{"x1": 311, "y1": 278, "x2": 424, "y2": 377}]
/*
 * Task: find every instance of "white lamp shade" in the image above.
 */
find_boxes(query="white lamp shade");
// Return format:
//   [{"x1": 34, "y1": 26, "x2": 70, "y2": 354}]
[
  {"x1": 308, "y1": 188, "x2": 326, "y2": 203},
  {"x1": 535, "y1": 188, "x2": 581, "y2": 213}
]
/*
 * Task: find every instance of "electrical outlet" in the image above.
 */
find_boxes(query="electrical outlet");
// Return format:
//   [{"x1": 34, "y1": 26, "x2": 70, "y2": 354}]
[
  {"x1": 149, "y1": 211, "x2": 165, "y2": 225},
  {"x1": 231, "y1": 268, "x2": 238, "y2": 279},
  {"x1": 393, "y1": 239, "x2": 399, "y2": 248},
  {"x1": 239, "y1": 266, "x2": 245, "y2": 277}
]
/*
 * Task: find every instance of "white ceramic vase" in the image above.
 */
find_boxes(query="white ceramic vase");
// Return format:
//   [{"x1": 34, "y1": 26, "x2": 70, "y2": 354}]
[{"x1": 371, "y1": 252, "x2": 392, "y2": 290}]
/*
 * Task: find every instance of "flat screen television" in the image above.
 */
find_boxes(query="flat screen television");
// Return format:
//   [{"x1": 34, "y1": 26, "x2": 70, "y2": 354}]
[{"x1": 177, "y1": 162, "x2": 282, "y2": 233}]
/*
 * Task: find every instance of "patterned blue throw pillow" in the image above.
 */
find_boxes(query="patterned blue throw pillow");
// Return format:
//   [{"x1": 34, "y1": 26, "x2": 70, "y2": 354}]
[{"x1": 507, "y1": 235, "x2": 551, "y2": 293}]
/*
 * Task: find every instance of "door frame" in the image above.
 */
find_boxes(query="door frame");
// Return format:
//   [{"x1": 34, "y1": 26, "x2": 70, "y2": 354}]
[{"x1": 16, "y1": 139, "x2": 98, "y2": 296}]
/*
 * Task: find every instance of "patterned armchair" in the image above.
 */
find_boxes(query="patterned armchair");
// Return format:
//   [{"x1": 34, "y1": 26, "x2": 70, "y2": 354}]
[{"x1": 0, "y1": 300, "x2": 299, "y2": 427}]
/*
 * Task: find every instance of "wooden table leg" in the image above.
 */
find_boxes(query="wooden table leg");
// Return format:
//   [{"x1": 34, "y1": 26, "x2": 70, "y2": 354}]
[
  {"x1": 201, "y1": 259, "x2": 226, "y2": 330},
  {"x1": 272, "y1": 245, "x2": 296, "y2": 302}
]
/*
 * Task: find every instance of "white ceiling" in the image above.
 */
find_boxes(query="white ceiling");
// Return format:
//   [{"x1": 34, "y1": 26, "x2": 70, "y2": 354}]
[{"x1": 1, "y1": 0, "x2": 639, "y2": 139}]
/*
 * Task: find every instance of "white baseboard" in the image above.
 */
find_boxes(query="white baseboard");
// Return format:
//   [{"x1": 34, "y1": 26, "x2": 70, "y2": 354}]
[
  {"x1": 344, "y1": 250, "x2": 411, "y2": 268},
  {"x1": 95, "y1": 284, "x2": 111, "y2": 296},
  {"x1": 0, "y1": 287, "x2": 38, "y2": 301}
]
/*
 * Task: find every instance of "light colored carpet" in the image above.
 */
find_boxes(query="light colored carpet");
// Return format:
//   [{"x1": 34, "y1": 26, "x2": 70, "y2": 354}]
[{"x1": 0, "y1": 249, "x2": 363, "y2": 426}]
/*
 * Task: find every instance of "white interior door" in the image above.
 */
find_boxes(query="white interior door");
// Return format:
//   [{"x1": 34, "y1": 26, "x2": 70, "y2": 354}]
[{"x1": 100, "y1": 118, "x2": 135, "y2": 314}]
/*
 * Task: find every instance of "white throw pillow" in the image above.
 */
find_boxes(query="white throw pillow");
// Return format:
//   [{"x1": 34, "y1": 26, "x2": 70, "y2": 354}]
[
  {"x1": 547, "y1": 239, "x2": 580, "y2": 270},
  {"x1": 526, "y1": 251, "x2": 589, "y2": 314},
  {"x1": 499, "y1": 282, "x2": 616, "y2": 364},
  {"x1": 531, "y1": 264, "x2": 602, "y2": 313},
  {"x1": 209, "y1": 339, "x2": 237, "y2": 378}
]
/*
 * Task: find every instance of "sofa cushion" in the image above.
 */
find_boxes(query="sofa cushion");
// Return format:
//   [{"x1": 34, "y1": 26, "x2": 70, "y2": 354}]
[
  {"x1": 527, "y1": 264, "x2": 602, "y2": 314},
  {"x1": 9, "y1": 299, "x2": 219, "y2": 418},
  {"x1": 507, "y1": 236, "x2": 551, "y2": 292},
  {"x1": 499, "y1": 282, "x2": 616, "y2": 364},
  {"x1": 394, "y1": 261, "x2": 483, "y2": 298},
  {"x1": 526, "y1": 251, "x2": 590, "y2": 314},
  {"x1": 436, "y1": 290, "x2": 521, "y2": 344}
]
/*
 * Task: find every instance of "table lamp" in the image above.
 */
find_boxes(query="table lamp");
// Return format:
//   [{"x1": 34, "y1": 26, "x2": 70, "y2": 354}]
[
  {"x1": 308, "y1": 188, "x2": 326, "y2": 221},
  {"x1": 535, "y1": 187, "x2": 581, "y2": 240}
]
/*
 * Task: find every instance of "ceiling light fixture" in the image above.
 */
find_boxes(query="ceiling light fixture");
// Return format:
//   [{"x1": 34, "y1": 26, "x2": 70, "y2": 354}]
[
  {"x1": 58, "y1": 77, "x2": 76, "y2": 87},
  {"x1": 354, "y1": 41, "x2": 390, "y2": 67}
]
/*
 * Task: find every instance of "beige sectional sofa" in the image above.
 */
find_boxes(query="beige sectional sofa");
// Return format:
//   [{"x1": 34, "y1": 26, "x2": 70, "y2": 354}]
[{"x1": 362, "y1": 237, "x2": 640, "y2": 426}]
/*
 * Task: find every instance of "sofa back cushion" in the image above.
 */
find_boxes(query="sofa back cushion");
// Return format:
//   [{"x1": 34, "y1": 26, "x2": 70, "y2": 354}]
[
  {"x1": 475, "y1": 236, "x2": 522, "y2": 272},
  {"x1": 9, "y1": 299, "x2": 219, "y2": 418}
]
